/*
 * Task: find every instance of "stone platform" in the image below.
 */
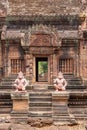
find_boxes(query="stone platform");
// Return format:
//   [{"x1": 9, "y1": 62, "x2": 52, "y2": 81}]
[
  {"x1": 52, "y1": 91, "x2": 76, "y2": 125},
  {"x1": 0, "y1": 90, "x2": 87, "y2": 125},
  {"x1": 11, "y1": 92, "x2": 29, "y2": 123}
]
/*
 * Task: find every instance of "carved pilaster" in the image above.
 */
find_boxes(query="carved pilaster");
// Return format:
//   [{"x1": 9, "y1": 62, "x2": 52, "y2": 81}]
[
  {"x1": 0, "y1": 41, "x2": 2, "y2": 67},
  {"x1": 24, "y1": 52, "x2": 33, "y2": 84},
  {"x1": 50, "y1": 54, "x2": 53, "y2": 84},
  {"x1": 53, "y1": 53, "x2": 58, "y2": 78},
  {"x1": 24, "y1": 52, "x2": 30, "y2": 77},
  {"x1": 4, "y1": 43, "x2": 9, "y2": 77},
  {"x1": 0, "y1": 40, "x2": 2, "y2": 78}
]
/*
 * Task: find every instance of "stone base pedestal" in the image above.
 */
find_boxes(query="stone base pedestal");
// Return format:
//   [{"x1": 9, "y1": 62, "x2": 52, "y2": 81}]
[
  {"x1": 11, "y1": 92, "x2": 29, "y2": 123},
  {"x1": 52, "y1": 91, "x2": 76, "y2": 125}
]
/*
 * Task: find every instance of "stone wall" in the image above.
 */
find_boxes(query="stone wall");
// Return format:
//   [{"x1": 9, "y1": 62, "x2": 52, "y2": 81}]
[
  {"x1": 7, "y1": 0, "x2": 86, "y2": 15},
  {"x1": 0, "y1": 0, "x2": 7, "y2": 17},
  {"x1": 80, "y1": 40, "x2": 87, "y2": 81}
]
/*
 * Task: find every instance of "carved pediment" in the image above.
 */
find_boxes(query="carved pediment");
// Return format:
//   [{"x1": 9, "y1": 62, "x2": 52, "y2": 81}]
[
  {"x1": 28, "y1": 24, "x2": 61, "y2": 47},
  {"x1": 29, "y1": 34, "x2": 51, "y2": 47}
]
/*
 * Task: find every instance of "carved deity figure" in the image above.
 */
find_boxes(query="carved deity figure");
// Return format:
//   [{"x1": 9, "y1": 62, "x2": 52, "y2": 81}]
[
  {"x1": 14, "y1": 71, "x2": 28, "y2": 92},
  {"x1": 53, "y1": 71, "x2": 67, "y2": 92}
]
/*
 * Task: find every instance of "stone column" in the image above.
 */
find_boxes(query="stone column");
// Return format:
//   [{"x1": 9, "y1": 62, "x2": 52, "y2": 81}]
[
  {"x1": 52, "y1": 92, "x2": 76, "y2": 125},
  {"x1": 53, "y1": 53, "x2": 58, "y2": 78},
  {"x1": 0, "y1": 41, "x2": 2, "y2": 78},
  {"x1": 4, "y1": 44, "x2": 8, "y2": 77},
  {"x1": 25, "y1": 52, "x2": 30, "y2": 77},
  {"x1": 50, "y1": 54, "x2": 53, "y2": 84},
  {"x1": 11, "y1": 92, "x2": 29, "y2": 123}
]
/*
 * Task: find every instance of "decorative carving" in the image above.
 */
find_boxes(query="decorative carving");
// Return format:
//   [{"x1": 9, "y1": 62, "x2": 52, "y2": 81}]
[
  {"x1": 28, "y1": 24, "x2": 61, "y2": 47},
  {"x1": 14, "y1": 71, "x2": 29, "y2": 92},
  {"x1": 29, "y1": 47, "x2": 53, "y2": 54},
  {"x1": 8, "y1": 46, "x2": 20, "y2": 58},
  {"x1": 53, "y1": 71, "x2": 67, "y2": 91},
  {"x1": 1, "y1": 25, "x2": 7, "y2": 40},
  {"x1": 29, "y1": 34, "x2": 51, "y2": 47}
]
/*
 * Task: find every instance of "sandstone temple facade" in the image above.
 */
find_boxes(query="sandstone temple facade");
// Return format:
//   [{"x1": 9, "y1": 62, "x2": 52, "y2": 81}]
[
  {"x1": 1, "y1": 1, "x2": 87, "y2": 126},
  {"x1": 0, "y1": 0, "x2": 87, "y2": 87}
]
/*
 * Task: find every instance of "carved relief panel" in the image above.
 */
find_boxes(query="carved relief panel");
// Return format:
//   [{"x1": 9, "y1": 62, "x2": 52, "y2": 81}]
[{"x1": 29, "y1": 34, "x2": 51, "y2": 47}]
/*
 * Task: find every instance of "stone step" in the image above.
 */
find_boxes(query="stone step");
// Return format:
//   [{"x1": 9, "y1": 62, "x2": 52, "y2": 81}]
[
  {"x1": 0, "y1": 108, "x2": 12, "y2": 113},
  {"x1": 29, "y1": 94, "x2": 52, "y2": 97},
  {"x1": 29, "y1": 97, "x2": 52, "y2": 102},
  {"x1": 29, "y1": 107, "x2": 52, "y2": 111},
  {"x1": 11, "y1": 116, "x2": 28, "y2": 123},
  {"x1": 53, "y1": 115, "x2": 71, "y2": 122},
  {"x1": 48, "y1": 85, "x2": 86, "y2": 90},
  {"x1": 29, "y1": 111, "x2": 52, "y2": 118},
  {"x1": 68, "y1": 92, "x2": 87, "y2": 106},
  {"x1": 28, "y1": 115, "x2": 52, "y2": 118},
  {"x1": 53, "y1": 111, "x2": 69, "y2": 114},
  {"x1": 66, "y1": 85, "x2": 86, "y2": 89},
  {"x1": 1, "y1": 79, "x2": 15, "y2": 83},
  {"x1": 69, "y1": 101, "x2": 87, "y2": 104},
  {"x1": 53, "y1": 115, "x2": 70, "y2": 118},
  {"x1": 29, "y1": 92, "x2": 52, "y2": 96},
  {"x1": 0, "y1": 106, "x2": 12, "y2": 108},
  {"x1": 29, "y1": 102, "x2": 52, "y2": 107},
  {"x1": 0, "y1": 93, "x2": 12, "y2": 114},
  {"x1": 73, "y1": 114, "x2": 87, "y2": 119},
  {"x1": 11, "y1": 110, "x2": 29, "y2": 123},
  {"x1": 11, "y1": 112, "x2": 28, "y2": 116},
  {"x1": 1, "y1": 83, "x2": 13, "y2": 86},
  {"x1": 0, "y1": 99, "x2": 11, "y2": 101},
  {"x1": 68, "y1": 82, "x2": 83, "y2": 85},
  {"x1": 0, "y1": 85, "x2": 32, "y2": 90},
  {"x1": 0, "y1": 85, "x2": 13, "y2": 89},
  {"x1": 53, "y1": 118, "x2": 72, "y2": 122},
  {"x1": 29, "y1": 91, "x2": 52, "y2": 117},
  {"x1": 0, "y1": 102, "x2": 12, "y2": 106}
]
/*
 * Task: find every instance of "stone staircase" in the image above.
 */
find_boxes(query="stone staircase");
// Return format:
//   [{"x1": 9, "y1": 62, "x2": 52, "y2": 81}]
[
  {"x1": 64, "y1": 74, "x2": 86, "y2": 90},
  {"x1": 66, "y1": 76, "x2": 86, "y2": 90},
  {"x1": 0, "y1": 74, "x2": 87, "y2": 121},
  {"x1": 0, "y1": 93, "x2": 12, "y2": 113},
  {"x1": 0, "y1": 74, "x2": 86, "y2": 91},
  {"x1": 48, "y1": 75, "x2": 86, "y2": 91},
  {"x1": 0, "y1": 75, "x2": 32, "y2": 91},
  {"x1": 68, "y1": 92, "x2": 87, "y2": 119},
  {"x1": 29, "y1": 92, "x2": 52, "y2": 119},
  {"x1": 0, "y1": 76, "x2": 16, "y2": 90}
]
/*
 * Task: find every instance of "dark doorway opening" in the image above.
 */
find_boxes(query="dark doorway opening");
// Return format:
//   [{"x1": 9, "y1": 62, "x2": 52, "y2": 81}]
[{"x1": 36, "y1": 57, "x2": 48, "y2": 82}]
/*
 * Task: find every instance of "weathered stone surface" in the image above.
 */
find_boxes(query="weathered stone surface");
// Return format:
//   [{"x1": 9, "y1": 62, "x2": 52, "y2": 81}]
[
  {"x1": 7, "y1": 0, "x2": 87, "y2": 16},
  {"x1": 27, "y1": 117, "x2": 53, "y2": 127},
  {"x1": 0, "y1": 0, "x2": 7, "y2": 17},
  {"x1": 1, "y1": 123, "x2": 86, "y2": 130},
  {"x1": 11, "y1": 92, "x2": 29, "y2": 112}
]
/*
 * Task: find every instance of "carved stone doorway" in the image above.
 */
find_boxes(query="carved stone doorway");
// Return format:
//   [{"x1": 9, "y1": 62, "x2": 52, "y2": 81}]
[{"x1": 36, "y1": 57, "x2": 48, "y2": 82}]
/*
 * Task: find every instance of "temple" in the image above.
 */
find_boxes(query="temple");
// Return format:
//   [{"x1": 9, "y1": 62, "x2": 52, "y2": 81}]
[
  {"x1": 0, "y1": 0, "x2": 87, "y2": 125},
  {"x1": 0, "y1": 0, "x2": 87, "y2": 86}
]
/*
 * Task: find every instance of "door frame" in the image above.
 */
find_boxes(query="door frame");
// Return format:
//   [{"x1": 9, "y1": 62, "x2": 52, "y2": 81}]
[
  {"x1": 33, "y1": 55, "x2": 50, "y2": 84},
  {"x1": 36, "y1": 57, "x2": 48, "y2": 82}
]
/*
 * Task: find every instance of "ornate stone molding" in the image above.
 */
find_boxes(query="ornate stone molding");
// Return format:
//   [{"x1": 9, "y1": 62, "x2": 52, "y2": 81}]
[{"x1": 28, "y1": 24, "x2": 61, "y2": 47}]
